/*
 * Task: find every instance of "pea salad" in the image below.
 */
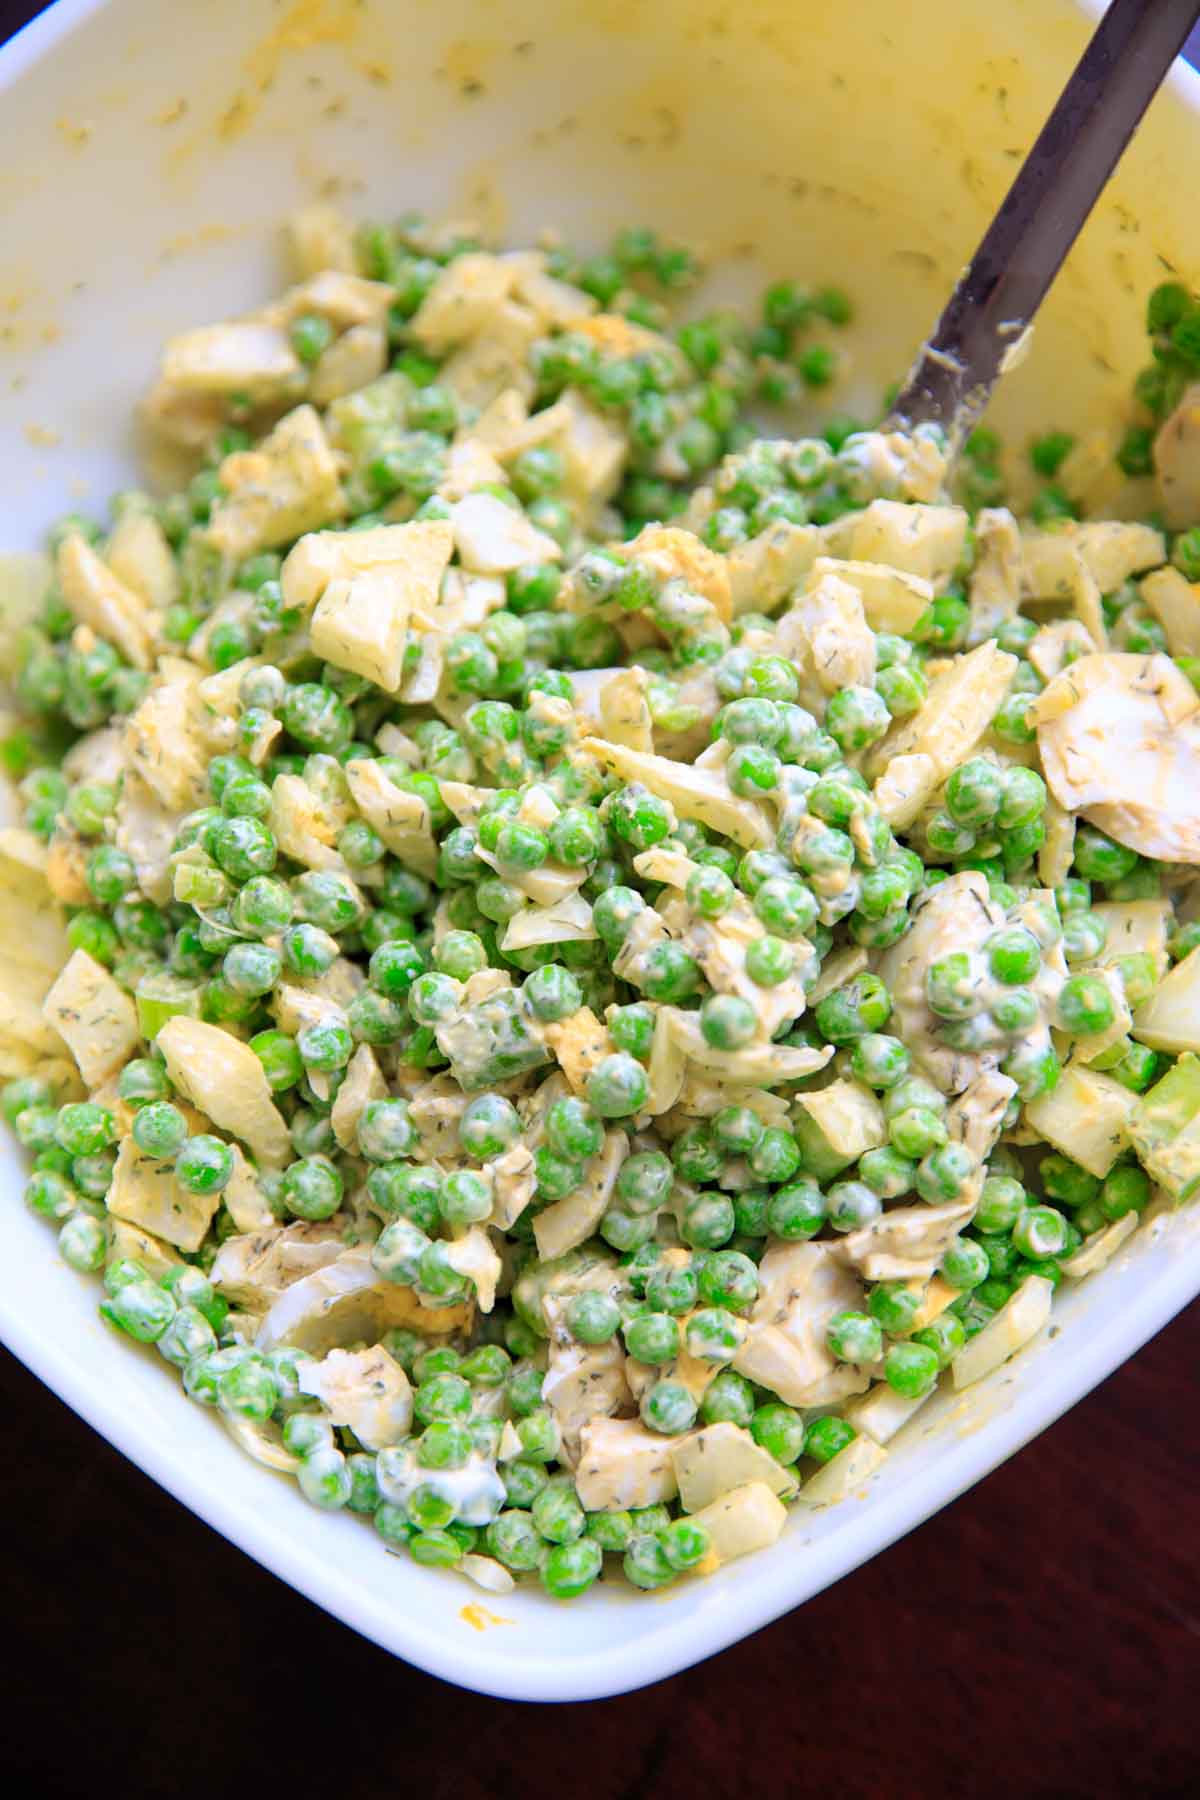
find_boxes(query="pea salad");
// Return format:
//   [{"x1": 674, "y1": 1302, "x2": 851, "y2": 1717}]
[{"x1": 2, "y1": 204, "x2": 1200, "y2": 1603}]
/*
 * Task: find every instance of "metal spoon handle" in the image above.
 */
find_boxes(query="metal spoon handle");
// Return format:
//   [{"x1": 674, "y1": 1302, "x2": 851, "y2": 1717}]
[{"x1": 890, "y1": 0, "x2": 1200, "y2": 444}]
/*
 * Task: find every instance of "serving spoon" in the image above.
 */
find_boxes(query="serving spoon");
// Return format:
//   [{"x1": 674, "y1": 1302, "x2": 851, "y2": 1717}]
[{"x1": 890, "y1": 0, "x2": 1200, "y2": 448}]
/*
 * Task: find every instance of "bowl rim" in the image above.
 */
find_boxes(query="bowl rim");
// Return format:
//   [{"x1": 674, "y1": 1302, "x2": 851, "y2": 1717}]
[{"x1": 0, "y1": 0, "x2": 109, "y2": 95}]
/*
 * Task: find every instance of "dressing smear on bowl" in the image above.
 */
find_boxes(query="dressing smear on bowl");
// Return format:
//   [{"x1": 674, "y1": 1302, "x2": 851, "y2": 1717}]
[{"x1": 2, "y1": 201, "x2": 1200, "y2": 1604}]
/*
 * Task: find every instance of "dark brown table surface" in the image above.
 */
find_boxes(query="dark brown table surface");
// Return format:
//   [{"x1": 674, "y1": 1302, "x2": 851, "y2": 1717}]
[{"x1": 1, "y1": 3, "x2": 1199, "y2": 1793}]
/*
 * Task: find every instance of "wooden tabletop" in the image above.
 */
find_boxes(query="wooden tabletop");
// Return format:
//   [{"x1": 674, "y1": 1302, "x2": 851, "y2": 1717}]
[{"x1": 1, "y1": 1, "x2": 1198, "y2": 1791}]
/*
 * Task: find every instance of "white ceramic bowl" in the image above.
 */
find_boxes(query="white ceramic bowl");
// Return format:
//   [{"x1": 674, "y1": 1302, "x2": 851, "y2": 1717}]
[{"x1": 2, "y1": 0, "x2": 1200, "y2": 1703}]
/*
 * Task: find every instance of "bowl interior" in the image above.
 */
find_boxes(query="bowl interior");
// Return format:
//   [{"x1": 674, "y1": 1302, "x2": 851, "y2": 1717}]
[
  {"x1": 2, "y1": 0, "x2": 1200, "y2": 1701},
  {"x1": 4, "y1": 0, "x2": 1200, "y2": 540}
]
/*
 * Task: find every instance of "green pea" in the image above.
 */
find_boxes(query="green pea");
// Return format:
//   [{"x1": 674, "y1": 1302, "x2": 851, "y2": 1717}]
[
  {"x1": 460, "y1": 1093, "x2": 522, "y2": 1160},
  {"x1": 804, "y1": 1416, "x2": 857, "y2": 1464},
  {"x1": 616, "y1": 1150, "x2": 673, "y2": 1214},
  {"x1": 281, "y1": 1155, "x2": 343, "y2": 1221},
  {"x1": 624, "y1": 1311, "x2": 682, "y2": 1365},
  {"x1": 686, "y1": 864, "x2": 736, "y2": 920},
  {"x1": 1002, "y1": 1036, "x2": 1061, "y2": 1100},
  {"x1": 487, "y1": 1510, "x2": 544, "y2": 1572},
  {"x1": 1058, "y1": 973, "x2": 1116, "y2": 1036},
  {"x1": 534, "y1": 1145, "x2": 583, "y2": 1202},
  {"x1": 850, "y1": 1033, "x2": 911, "y2": 1088},
  {"x1": 796, "y1": 828, "x2": 855, "y2": 879},
  {"x1": 680, "y1": 1190, "x2": 735, "y2": 1251},
  {"x1": 217, "y1": 1356, "x2": 279, "y2": 1423},
  {"x1": 884, "y1": 1340, "x2": 940, "y2": 1398},
  {"x1": 925, "y1": 951, "x2": 982, "y2": 1019},
  {"x1": 297, "y1": 1017, "x2": 354, "y2": 1072},
  {"x1": 565, "y1": 1291, "x2": 621, "y2": 1345},
  {"x1": 15, "y1": 1105, "x2": 59, "y2": 1153},
  {"x1": 945, "y1": 758, "x2": 1004, "y2": 827},
  {"x1": 606, "y1": 784, "x2": 674, "y2": 851},
  {"x1": 826, "y1": 1180, "x2": 883, "y2": 1232},
  {"x1": 623, "y1": 1533, "x2": 677, "y2": 1590},
  {"x1": 744, "y1": 935, "x2": 793, "y2": 988},
  {"x1": 986, "y1": 926, "x2": 1042, "y2": 985},
  {"x1": 1038, "y1": 1153, "x2": 1099, "y2": 1210},
  {"x1": 876, "y1": 662, "x2": 927, "y2": 716},
  {"x1": 58, "y1": 1212, "x2": 108, "y2": 1273},
  {"x1": 727, "y1": 743, "x2": 780, "y2": 797},
  {"x1": 600, "y1": 1205, "x2": 656, "y2": 1253},
  {"x1": 639, "y1": 941, "x2": 702, "y2": 1003},
  {"x1": 548, "y1": 806, "x2": 604, "y2": 868},
  {"x1": 528, "y1": 1477, "x2": 586, "y2": 1546},
  {"x1": 765, "y1": 1179, "x2": 824, "y2": 1240},
  {"x1": 502, "y1": 1456, "x2": 549, "y2": 1508},
  {"x1": 975, "y1": 1174, "x2": 1026, "y2": 1233},
  {"x1": 886, "y1": 1105, "x2": 946, "y2": 1158},
  {"x1": 815, "y1": 973, "x2": 892, "y2": 1043},
  {"x1": 355, "y1": 1099, "x2": 416, "y2": 1164},
  {"x1": 639, "y1": 1379, "x2": 699, "y2": 1435},
  {"x1": 54, "y1": 1102, "x2": 115, "y2": 1158},
  {"x1": 914, "y1": 1312, "x2": 968, "y2": 1367},
  {"x1": 414, "y1": 1372, "x2": 473, "y2": 1427},
  {"x1": 751, "y1": 1403, "x2": 806, "y2": 1465},
  {"x1": 700, "y1": 1369, "x2": 756, "y2": 1428},
  {"x1": 25, "y1": 1169, "x2": 76, "y2": 1222},
  {"x1": 851, "y1": 874, "x2": 908, "y2": 943},
  {"x1": 941, "y1": 1238, "x2": 991, "y2": 1290},
  {"x1": 826, "y1": 1309, "x2": 883, "y2": 1364},
  {"x1": 1073, "y1": 824, "x2": 1138, "y2": 884},
  {"x1": 699, "y1": 993, "x2": 757, "y2": 1051},
  {"x1": 85, "y1": 845, "x2": 134, "y2": 904},
  {"x1": 825, "y1": 684, "x2": 890, "y2": 752},
  {"x1": 859, "y1": 1146, "x2": 916, "y2": 1199},
  {"x1": 683, "y1": 1307, "x2": 745, "y2": 1366},
  {"x1": 915, "y1": 1143, "x2": 975, "y2": 1203},
  {"x1": 662, "y1": 1517, "x2": 712, "y2": 1571},
  {"x1": 1012, "y1": 1205, "x2": 1069, "y2": 1259},
  {"x1": 101, "y1": 1279, "x2": 176, "y2": 1343},
  {"x1": 711, "y1": 1105, "x2": 765, "y2": 1157},
  {"x1": 991, "y1": 988, "x2": 1040, "y2": 1034},
  {"x1": 1099, "y1": 1164, "x2": 1151, "y2": 1221},
  {"x1": 1, "y1": 1076, "x2": 53, "y2": 1125},
  {"x1": 524, "y1": 964, "x2": 584, "y2": 1022},
  {"x1": 868, "y1": 1281, "x2": 923, "y2": 1334},
  {"x1": 292, "y1": 870, "x2": 363, "y2": 933},
  {"x1": 991, "y1": 692, "x2": 1037, "y2": 745},
  {"x1": 608, "y1": 1003, "x2": 656, "y2": 1060},
  {"x1": 514, "y1": 1405, "x2": 560, "y2": 1463},
  {"x1": 248, "y1": 1029, "x2": 303, "y2": 1094},
  {"x1": 541, "y1": 1537, "x2": 604, "y2": 1598},
  {"x1": 298, "y1": 1447, "x2": 353, "y2": 1511},
  {"x1": 587, "y1": 1053, "x2": 649, "y2": 1118},
  {"x1": 440, "y1": 1169, "x2": 493, "y2": 1228},
  {"x1": 753, "y1": 876, "x2": 818, "y2": 938},
  {"x1": 1063, "y1": 911, "x2": 1107, "y2": 963},
  {"x1": 130, "y1": 1102, "x2": 187, "y2": 1162},
  {"x1": 748, "y1": 1127, "x2": 801, "y2": 1184}
]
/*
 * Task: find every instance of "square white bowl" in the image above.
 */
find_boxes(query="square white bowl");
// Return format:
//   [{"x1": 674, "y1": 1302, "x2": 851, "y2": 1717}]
[{"x1": 2, "y1": 0, "x2": 1199, "y2": 1703}]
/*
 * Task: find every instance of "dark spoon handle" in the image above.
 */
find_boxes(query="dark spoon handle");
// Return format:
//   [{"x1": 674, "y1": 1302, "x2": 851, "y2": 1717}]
[{"x1": 890, "y1": 0, "x2": 1200, "y2": 443}]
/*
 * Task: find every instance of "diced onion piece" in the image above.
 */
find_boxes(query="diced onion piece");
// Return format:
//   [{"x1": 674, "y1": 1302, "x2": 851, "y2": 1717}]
[
  {"x1": 1060, "y1": 1211, "x2": 1140, "y2": 1280},
  {"x1": 688, "y1": 1481, "x2": 788, "y2": 1561},
  {"x1": 671, "y1": 1422, "x2": 796, "y2": 1512},
  {"x1": 950, "y1": 1275, "x2": 1054, "y2": 1390},
  {"x1": 796, "y1": 1434, "x2": 887, "y2": 1506}
]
